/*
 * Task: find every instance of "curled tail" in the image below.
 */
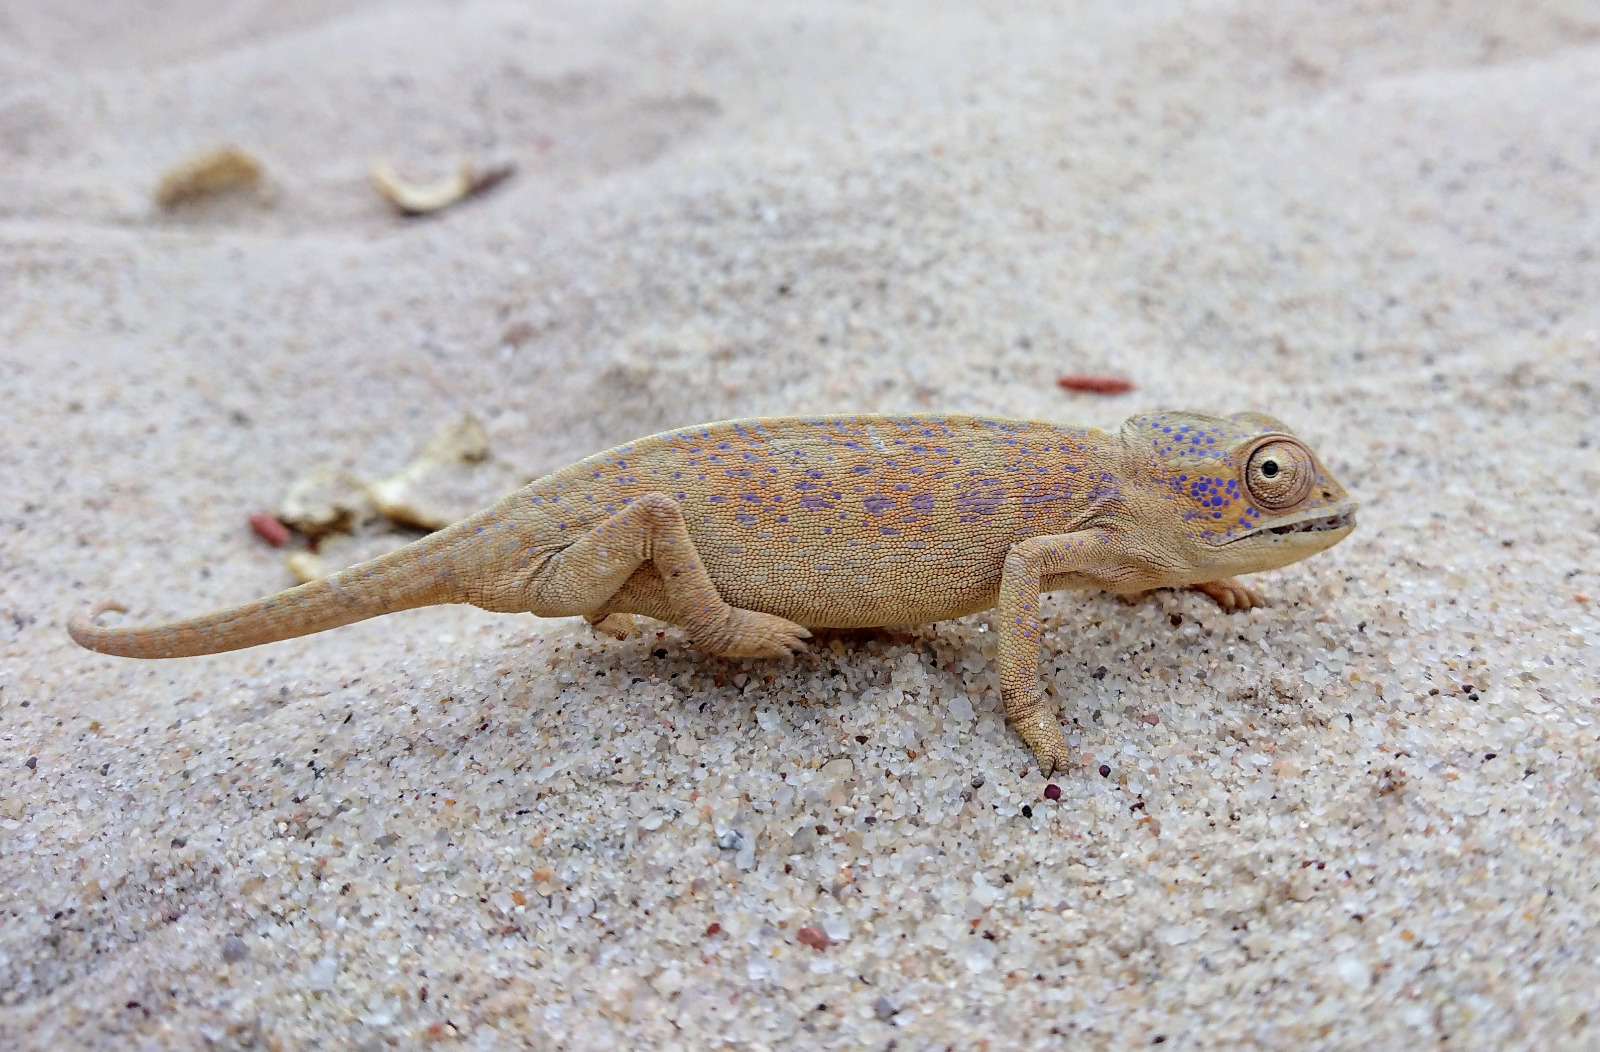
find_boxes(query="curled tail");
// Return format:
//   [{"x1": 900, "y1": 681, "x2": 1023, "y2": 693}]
[{"x1": 69, "y1": 517, "x2": 489, "y2": 659}]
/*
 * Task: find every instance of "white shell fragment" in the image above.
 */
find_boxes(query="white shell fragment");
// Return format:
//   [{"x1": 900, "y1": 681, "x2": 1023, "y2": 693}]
[
  {"x1": 286, "y1": 532, "x2": 411, "y2": 583},
  {"x1": 369, "y1": 157, "x2": 515, "y2": 215},
  {"x1": 282, "y1": 551, "x2": 326, "y2": 584},
  {"x1": 365, "y1": 413, "x2": 492, "y2": 530},
  {"x1": 154, "y1": 145, "x2": 271, "y2": 209},
  {"x1": 277, "y1": 466, "x2": 373, "y2": 539},
  {"x1": 271, "y1": 414, "x2": 512, "y2": 581}
]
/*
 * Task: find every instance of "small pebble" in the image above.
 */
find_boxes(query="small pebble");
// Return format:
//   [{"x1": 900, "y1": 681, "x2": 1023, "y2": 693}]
[
  {"x1": 1044, "y1": 783, "x2": 1062, "y2": 801},
  {"x1": 796, "y1": 925, "x2": 830, "y2": 950},
  {"x1": 248, "y1": 511, "x2": 291, "y2": 547},
  {"x1": 874, "y1": 996, "x2": 899, "y2": 1021},
  {"x1": 222, "y1": 936, "x2": 249, "y2": 963},
  {"x1": 971, "y1": 775, "x2": 985, "y2": 789},
  {"x1": 1099, "y1": 765, "x2": 1112, "y2": 778},
  {"x1": 1056, "y1": 374, "x2": 1136, "y2": 394},
  {"x1": 705, "y1": 922, "x2": 722, "y2": 936}
]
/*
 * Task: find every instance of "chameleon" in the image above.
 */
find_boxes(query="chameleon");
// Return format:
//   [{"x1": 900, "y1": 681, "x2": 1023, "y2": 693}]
[{"x1": 70, "y1": 410, "x2": 1356, "y2": 772}]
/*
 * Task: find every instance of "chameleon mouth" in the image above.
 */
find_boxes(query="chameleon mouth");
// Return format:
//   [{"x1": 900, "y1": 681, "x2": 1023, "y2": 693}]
[
  {"x1": 1227, "y1": 503, "x2": 1358, "y2": 544},
  {"x1": 1267, "y1": 508, "x2": 1357, "y2": 536}
]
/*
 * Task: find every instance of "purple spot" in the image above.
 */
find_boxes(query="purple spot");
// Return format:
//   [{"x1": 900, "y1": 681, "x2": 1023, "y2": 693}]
[{"x1": 863, "y1": 495, "x2": 894, "y2": 515}]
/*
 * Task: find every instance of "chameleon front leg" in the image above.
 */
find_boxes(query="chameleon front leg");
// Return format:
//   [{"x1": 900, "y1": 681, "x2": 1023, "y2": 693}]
[
  {"x1": 1191, "y1": 577, "x2": 1264, "y2": 612},
  {"x1": 520, "y1": 492, "x2": 809, "y2": 658},
  {"x1": 997, "y1": 529, "x2": 1128, "y2": 774}
]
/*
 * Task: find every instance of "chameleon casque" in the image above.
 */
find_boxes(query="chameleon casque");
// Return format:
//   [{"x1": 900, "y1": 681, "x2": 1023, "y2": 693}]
[{"x1": 71, "y1": 410, "x2": 1356, "y2": 772}]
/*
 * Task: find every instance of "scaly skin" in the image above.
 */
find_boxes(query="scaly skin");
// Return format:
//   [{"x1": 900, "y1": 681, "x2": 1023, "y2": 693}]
[{"x1": 70, "y1": 410, "x2": 1357, "y2": 772}]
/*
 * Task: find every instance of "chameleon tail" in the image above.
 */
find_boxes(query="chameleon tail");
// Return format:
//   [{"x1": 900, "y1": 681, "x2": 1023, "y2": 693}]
[{"x1": 68, "y1": 518, "x2": 483, "y2": 659}]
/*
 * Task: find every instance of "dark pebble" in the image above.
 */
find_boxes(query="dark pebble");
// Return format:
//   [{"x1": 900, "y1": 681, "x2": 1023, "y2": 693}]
[
  {"x1": 1044, "y1": 783, "x2": 1062, "y2": 801},
  {"x1": 1091, "y1": 666, "x2": 1108, "y2": 680},
  {"x1": 1021, "y1": 805, "x2": 1033, "y2": 818},
  {"x1": 970, "y1": 775, "x2": 985, "y2": 789},
  {"x1": 171, "y1": 837, "x2": 186, "y2": 848},
  {"x1": 653, "y1": 648, "x2": 667, "y2": 658},
  {"x1": 223, "y1": 935, "x2": 249, "y2": 962},
  {"x1": 874, "y1": 996, "x2": 899, "y2": 1021},
  {"x1": 25, "y1": 757, "x2": 37, "y2": 770},
  {"x1": 1099, "y1": 764, "x2": 1111, "y2": 778}
]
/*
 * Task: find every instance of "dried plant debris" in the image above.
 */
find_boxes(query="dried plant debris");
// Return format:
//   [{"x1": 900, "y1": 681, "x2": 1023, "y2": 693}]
[
  {"x1": 369, "y1": 157, "x2": 515, "y2": 216},
  {"x1": 154, "y1": 145, "x2": 271, "y2": 209},
  {"x1": 277, "y1": 467, "x2": 374, "y2": 539},
  {"x1": 272, "y1": 413, "x2": 519, "y2": 582},
  {"x1": 367, "y1": 413, "x2": 493, "y2": 530}
]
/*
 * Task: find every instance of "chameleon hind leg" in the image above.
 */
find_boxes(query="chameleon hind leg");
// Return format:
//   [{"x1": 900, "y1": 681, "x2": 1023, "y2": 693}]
[
  {"x1": 525, "y1": 492, "x2": 809, "y2": 658},
  {"x1": 997, "y1": 529, "x2": 1127, "y2": 774}
]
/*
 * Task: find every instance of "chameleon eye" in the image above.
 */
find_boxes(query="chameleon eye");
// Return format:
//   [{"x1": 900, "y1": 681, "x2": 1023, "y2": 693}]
[{"x1": 1244, "y1": 439, "x2": 1314, "y2": 510}]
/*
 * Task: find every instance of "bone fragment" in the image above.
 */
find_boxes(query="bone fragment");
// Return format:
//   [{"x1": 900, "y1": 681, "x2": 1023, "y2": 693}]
[{"x1": 370, "y1": 157, "x2": 515, "y2": 215}]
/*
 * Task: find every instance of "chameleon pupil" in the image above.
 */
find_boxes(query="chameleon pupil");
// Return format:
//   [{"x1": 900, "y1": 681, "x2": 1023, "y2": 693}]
[{"x1": 1261, "y1": 461, "x2": 1279, "y2": 478}]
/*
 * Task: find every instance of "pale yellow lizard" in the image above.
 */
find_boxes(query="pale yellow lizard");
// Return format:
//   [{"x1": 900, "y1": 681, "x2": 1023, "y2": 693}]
[{"x1": 71, "y1": 410, "x2": 1356, "y2": 772}]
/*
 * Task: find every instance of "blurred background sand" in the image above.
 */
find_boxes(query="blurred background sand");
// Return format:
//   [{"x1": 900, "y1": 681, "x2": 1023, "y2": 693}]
[{"x1": 3, "y1": 2, "x2": 1599, "y2": 1047}]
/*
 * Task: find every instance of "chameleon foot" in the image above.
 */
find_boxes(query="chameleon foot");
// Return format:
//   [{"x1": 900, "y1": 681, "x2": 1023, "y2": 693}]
[
  {"x1": 1017, "y1": 713, "x2": 1072, "y2": 774},
  {"x1": 585, "y1": 612, "x2": 639, "y2": 640},
  {"x1": 1192, "y1": 577, "x2": 1264, "y2": 613},
  {"x1": 695, "y1": 607, "x2": 810, "y2": 659},
  {"x1": 1003, "y1": 687, "x2": 1072, "y2": 774}
]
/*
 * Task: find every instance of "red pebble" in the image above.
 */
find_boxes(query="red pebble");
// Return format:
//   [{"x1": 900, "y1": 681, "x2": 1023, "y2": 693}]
[
  {"x1": 249, "y1": 512, "x2": 291, "y2": 547},
  {"x1": 1056, "y1": 374, "x2": 1135, "y2": 395},
  {"x1": 705, "y1": 922, "x2": 722, "y2": 937},
  {"x1": 796, "y1": 925, "x2": 830, "y2": 951},
  {"x1": 1043, "y1": 783, "x2": 1062, "y2": 801}
]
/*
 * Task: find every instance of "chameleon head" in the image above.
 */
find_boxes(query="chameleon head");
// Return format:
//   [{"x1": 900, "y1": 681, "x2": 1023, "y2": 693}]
[{"x1": 1119, "y1": 410, "x2": 1358, "y2": 580}]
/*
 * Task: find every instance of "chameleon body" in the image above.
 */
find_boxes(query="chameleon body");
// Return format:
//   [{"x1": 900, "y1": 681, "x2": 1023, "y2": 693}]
[{"x1": 70, "y1": 411, "x2": 1356, "y2": 771}]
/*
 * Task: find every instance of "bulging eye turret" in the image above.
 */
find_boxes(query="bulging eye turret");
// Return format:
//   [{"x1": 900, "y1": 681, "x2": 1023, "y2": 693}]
[{"x1": 1244, "y1": 438, "x2": 1315, "y2": 510}]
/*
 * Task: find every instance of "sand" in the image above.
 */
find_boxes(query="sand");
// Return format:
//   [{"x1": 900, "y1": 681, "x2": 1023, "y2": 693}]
[{"x1": 3, "y1": 1, "x2": 1600, "y2": 1047}]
